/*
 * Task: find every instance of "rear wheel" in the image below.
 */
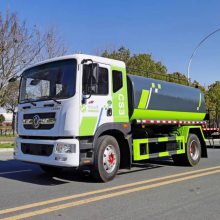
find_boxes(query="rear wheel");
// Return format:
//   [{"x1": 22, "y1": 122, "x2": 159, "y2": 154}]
[
  {"x1": 40, "y1": 165, "x2": 63, "y2": 176},
  {"x1": 91, "y1": 135, "x2": 120, "y2": 182},
  {"x1": 172, "y1": 133, "x2": 201, "y2": 166}
]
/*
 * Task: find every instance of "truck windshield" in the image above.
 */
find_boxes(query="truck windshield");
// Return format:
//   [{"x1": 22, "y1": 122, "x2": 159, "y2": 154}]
[{"x1": 19, "y1": 59, "x2": 77, "y2": 103}]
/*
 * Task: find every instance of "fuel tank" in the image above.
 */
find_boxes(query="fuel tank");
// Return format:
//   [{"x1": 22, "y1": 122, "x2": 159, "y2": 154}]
[{"x1": 127, "y1": 74, "x2": 206, "y2": 121}]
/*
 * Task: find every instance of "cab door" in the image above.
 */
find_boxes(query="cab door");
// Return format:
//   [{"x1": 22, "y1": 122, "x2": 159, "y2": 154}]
[
  {"x1": 79, "y1": 63, "x2": 113, "y2": 136},
  {"x1": 111, "y1": 66, "x2": 129, "y2": 123}
]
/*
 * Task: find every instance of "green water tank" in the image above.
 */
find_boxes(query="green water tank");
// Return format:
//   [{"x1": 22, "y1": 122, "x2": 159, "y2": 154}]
[{"x1": 127, "y1": 74, "x2": 206, "y2": 121}]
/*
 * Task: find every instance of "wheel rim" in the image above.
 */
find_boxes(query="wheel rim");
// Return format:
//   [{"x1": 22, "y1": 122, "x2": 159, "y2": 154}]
[
  {"x1": 189, "y1": 140, "x2": 199, "y2": 161},
  {"x1": 103, "y1": 145, "x2": 117, "y2": 173}
]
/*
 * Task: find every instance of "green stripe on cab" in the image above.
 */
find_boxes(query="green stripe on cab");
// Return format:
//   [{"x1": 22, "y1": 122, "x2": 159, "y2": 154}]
[{"x1": 79, "y1": 117, "x2": 98, "y2": 136}]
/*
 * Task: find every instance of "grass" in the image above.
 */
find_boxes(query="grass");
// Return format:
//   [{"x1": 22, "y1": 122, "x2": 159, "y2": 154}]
[
  {"x1": 0, "y1": 126, "x2": 12, "y2": 129},
  {"x1": 0, "y1": 135, "x2": 16, "y2": 141},
  {"x1": 0, "y1": 143, "x2": 15, "y2": 148}
]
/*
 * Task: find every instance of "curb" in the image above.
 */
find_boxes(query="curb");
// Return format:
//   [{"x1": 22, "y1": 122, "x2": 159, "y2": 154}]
[
  {"x1": 0, "y1": 148, "x2": 14, "y2": 153},
  {"x1": 206, "y1": 139, "x2": 220, "y2": 147}
]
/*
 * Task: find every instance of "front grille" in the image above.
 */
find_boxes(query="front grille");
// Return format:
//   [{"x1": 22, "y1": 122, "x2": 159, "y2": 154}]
[
  {"x1": 23, "y1": 112, "x2": 56, "y2": 130},
  {"x1": 21, "y1": 143, "x2": 53, "y2": 156}
]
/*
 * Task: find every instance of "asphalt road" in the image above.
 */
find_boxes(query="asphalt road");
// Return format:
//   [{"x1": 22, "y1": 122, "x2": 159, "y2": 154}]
[{"x1": 0, "y1": 148, "x2": 220, "y2": 220}]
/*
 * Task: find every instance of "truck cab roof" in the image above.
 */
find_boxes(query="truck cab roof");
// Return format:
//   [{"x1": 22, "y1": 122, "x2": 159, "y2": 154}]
[{"x1": 23, "y1": 54, "x2": 126, "y2": 72}]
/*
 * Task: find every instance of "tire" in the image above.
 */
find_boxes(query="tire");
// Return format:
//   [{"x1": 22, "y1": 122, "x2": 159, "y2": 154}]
[
  {"x1": 91, "y1": 135, "x2": 120, "y2": 182},
  {"x1": 172, "y1": 133, "x2": 201, "y2": 166},
  {"x1": 40, "y1": 165, "x2": 63, "y2": 176}
]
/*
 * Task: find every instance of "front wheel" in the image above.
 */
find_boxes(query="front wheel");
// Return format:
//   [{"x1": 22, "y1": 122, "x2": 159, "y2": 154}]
[
  {"x1": 91, "y1": 135, "x2": 120, "y2": 182},
  {"x1": 172, "y1": 133, "x2": 201, "y2": 166}
]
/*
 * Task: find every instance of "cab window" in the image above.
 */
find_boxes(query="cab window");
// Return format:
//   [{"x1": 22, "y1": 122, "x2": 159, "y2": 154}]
[
  {"x1": 83, "y1": 65, "x2": 109, "y2": 95},
  {"x1": 112, "y1": 70, "x2": 123, "y2": 93}
]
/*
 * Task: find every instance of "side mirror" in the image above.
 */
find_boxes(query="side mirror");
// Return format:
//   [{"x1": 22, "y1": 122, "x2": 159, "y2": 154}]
[
  {"x1": 30, "y1": 79, "x2": 40, "y2": 86},
  {"x1": 92, "y1": 63, "x2": 99, "y2": 80},
  {"x1": 81, "y1": 62, "x2": 99, "y2": 104}
]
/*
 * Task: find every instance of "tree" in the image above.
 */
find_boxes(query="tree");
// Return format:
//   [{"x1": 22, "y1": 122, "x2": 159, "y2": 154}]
[
  {"x1": 1, "y1": 81, "x2": 19, "y2": 134},
  {"x1": 0, "y1": 114, "x2": 5, "y2": 124},
  {"x1": 101, "y1": 47, "x2": 168, "y2": 79},
  {"x1": 169, "y1": 72, "x2": 189, "y2": 85},
  {"x1": 127, "y1": 53, "x2": 167, "y2": 79},
  {"x1": 0, "y1": 11, "x2": 67, "y2": 105},
  {"x1": 206, "y1": 81, "x2": 220, "y2": 127},
  {"x1": 36, "y1": 26, "x2": 67, "y2": 61},
  {"x1": 0, "y1": 10, "x2": 68, "y2": 133},
  {"x1": 102, "y1": 47, "x2": 131, "y2": 64},
  {"x1": 101, "y1": 47, "x2": 208, "y2": 89},
  {"x1": 0, "y1": 11, "x2": 45, "y2": 104}
]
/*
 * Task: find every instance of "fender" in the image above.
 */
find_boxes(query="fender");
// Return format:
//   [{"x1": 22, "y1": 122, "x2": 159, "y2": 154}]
[
  {"x1": 178, "y1": 125, "x2": 207, "y2": 158},
  {"x1": 93, "y1": 122, "x2": 132, "y2": 167}
]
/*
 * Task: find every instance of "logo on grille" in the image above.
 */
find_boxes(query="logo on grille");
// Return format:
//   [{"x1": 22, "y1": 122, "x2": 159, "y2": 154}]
[{"x1": 33, "y1": 115, "x2": 41, "y2": 128}]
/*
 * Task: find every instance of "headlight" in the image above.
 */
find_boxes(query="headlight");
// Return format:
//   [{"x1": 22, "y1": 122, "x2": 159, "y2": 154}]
[{"x1": 55, "y1": 143, "x2": 76, "y2": 154}]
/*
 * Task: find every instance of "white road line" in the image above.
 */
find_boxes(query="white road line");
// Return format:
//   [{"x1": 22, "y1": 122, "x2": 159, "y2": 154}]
[{"x1": 0, "y1": 170, "x2": 32, "y2": 175}]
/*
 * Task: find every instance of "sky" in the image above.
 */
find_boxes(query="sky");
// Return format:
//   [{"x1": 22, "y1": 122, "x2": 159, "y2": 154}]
[{"x1": 0, "y1": 0, "x2": 220, "y2": 87}]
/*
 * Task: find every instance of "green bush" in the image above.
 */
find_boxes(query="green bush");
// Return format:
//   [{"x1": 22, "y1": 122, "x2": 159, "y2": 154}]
[{"x1": 0, "y1": 114, "x2": 5, "y2": 124}]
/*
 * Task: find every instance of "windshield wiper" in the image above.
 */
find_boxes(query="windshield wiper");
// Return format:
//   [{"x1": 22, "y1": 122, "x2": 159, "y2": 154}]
[
  {"x1": 40, "y1": 96, "x2": 61, "y2": 104},
  {"x1": 21, "y1": 99, "x2": 37, "y2": 106}
]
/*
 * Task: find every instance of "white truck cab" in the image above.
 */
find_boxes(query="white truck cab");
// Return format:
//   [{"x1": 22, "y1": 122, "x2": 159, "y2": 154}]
[{"x1": 15, "y1": 54, "x2": 129, "y2": 179}]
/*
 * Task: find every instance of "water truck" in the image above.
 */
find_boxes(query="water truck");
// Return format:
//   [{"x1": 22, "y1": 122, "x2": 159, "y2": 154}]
[{"x1": 13, "y1": 54, "x2": 207, "y2": 182}]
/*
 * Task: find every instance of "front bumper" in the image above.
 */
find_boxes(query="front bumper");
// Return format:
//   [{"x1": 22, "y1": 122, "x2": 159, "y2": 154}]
[{"x1": 14, "y1": 138, "x2": 80, "y2": 167}]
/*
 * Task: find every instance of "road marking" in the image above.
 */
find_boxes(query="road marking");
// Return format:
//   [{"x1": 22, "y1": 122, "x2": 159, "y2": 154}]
[
  {"x1": 0, "y1": 170, "x2": 32, "y2": 175},
  {"x1": 1, "y1": 168, "x2": 220, "y2": 220},
  {"x1": 0, "y1": 166, "x2": 220, "y2": 216}
]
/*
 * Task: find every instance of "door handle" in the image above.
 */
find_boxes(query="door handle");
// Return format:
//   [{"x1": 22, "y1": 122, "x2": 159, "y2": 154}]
[{"x1": 107, "y1": 108, "x2": 112, "y2": 117}]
